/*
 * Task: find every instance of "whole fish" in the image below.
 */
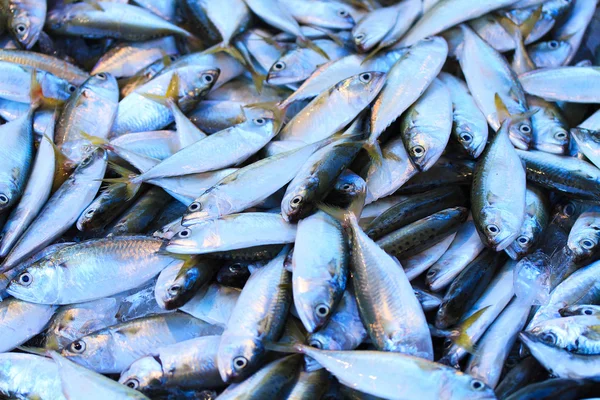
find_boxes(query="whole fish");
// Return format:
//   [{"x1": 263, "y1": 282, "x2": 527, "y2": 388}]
[
  {"x1": 61, "y1": 312, "x2": 222, "y2": 374},
  {"x1": 0, "y1": 148, "x2": 107, "y2": 271},
  {"x1": 293, "y1": 211, "x2": 348, "y2": 333},
  {"x1": 471, "y1": 119, "x2": 526, "y2": 251},
  {"x1": 7, "y1": 236, "x2": 182, "y2": 304},
  {"x1": 119, "y1": 336, "x2": 225, "y2": 393},
  {"x1": 46, "y1": 2, "x2": 192, "y2": 40},
  {"x1": 217, "y1": 247, "x2": 292, "y2": 382},
  {"x1": 438, "y1": 72, "x2": 488, "y2": 158}
]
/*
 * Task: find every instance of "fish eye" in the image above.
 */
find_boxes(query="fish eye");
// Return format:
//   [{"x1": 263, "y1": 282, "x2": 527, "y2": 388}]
[
  {"x1": 178, "y1": 229, "x2": 191, "y2": 238},
  {"x1": 563, "y1": 203, "x2": 575, "y2": 216},
  {"x1": 541, "y1": 332, "x2": 557, "y2": 345},
  {"x1": 355, "y1": 33, "x2": 365, "y2": 41},
  {"x1": 229, "y1": 263, "x2": 242, "y2": 273},
  {"x1": 145, "y1": 71, "x2": 153, "y2": 79},
  {"x1": 169, "y1": 55, "x2": 177, "y2": 61},
  {"x1": 253, "y1": 118, "x2": 265, "y2": 125},
  {"x1": 290, "y1": 195, "x2": 303, "y2": 209},
  {"x1": 443, "y1": 338, "x2": 453, "y2": 349},
  {"x1": 168, "y1": 284, "x2": 181, "y2": 295},
  {"x1": 580, "y1": 239, "x2": 595, "y2": 249},
  {"x1": 188, "y1": 202, "x2": 201, "y2": 212},
  {"x1": 486, "y1": 224, "x2": 500, "y2": 234},
  {"x1": 411, "y1": 145, "x2": 425, "y2": 158},
  {"x1": 85, "y1": 208, "x2": 95, "y2": 217},
  {"x1": 426, "y1": 269, "x2": 437, "y2": 278},
  {"x1": 16, "y1": 24, "x2": 27, "y2": 34},
  {"x1": 202, "y1": 74, "x2": 214, "y2": 84},
  {"x1": 338, "y1": 9, "x2": 348, "y2": 17},
  {"x1": 309, "y1": 339, "x2": 323, "y2": 349},
  {"x1": 68, "y1": 85, "x2": 77, "y2": 93},
  {"x1": 273, "y1": 61, "x2": 286, "y2": 71},
  {"x1": 124, "y1": 378, "x2": 139, "y2": 389},
  {"x1": 459, "y1": 132, "x2": 473, "y2": 143},
  {"x1": 315, "y1": 304, "x2": 330, "y2": 318},
  {"x1": 359, "y1": 73, "x2": 372, "y2": 83},
  {"x1": 519, "y1": 124, "x2": 531, "y2": 134},
  {"x1": 554, "y1": 131, "x2": 567, "y2": 140},
  {"x1": 341, "y1": 183, "x2": 352, "y2": 191},
  {"x1": 423, "y1": 36, "x2": 433, "y2": 41},
  {"x1": 584, "y1": 308, "x2": 594, "y2": 315},
  {"x1": 517, "y1": 235, "x2": 529, "y2": 245},
  {"x1": 0, "y1": 194, "x2": 9, "y2": 205},
  {"x1": 70, "y1": 340, "x2": 86, "y2": 353},
  {"x1": 548, "y1": 40, "x2": 559, "y2": 49},
  {"x1": 233, "y1": 356, "x2": 248, "y2": 370},
  {"x1": 18, "y1": 272, "x2": 32, "y2": 286},
  {"x1": 470, "y1": 379, "x2": 485, "y2": 391},
  {"x1": 96, "y1": 73, "x2": 107, "y2": 80}
]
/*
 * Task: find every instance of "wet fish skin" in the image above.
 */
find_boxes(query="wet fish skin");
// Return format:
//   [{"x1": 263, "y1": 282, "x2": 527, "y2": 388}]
[
  {"x1": 217, "y1": 247, "x2": 292, "y2": 383},
  {"x1": 528, "y1": 314, "x2": 600, "y2": 355},
  {"x1": 397, "y1": 157, "x2": 475, "y2": 194},
  {"x1": 571, "y1": 127, "x2": 600, "y2": 170},
  {"x1": 519, "y1": 67, "x2": 600, "y2": 104},
  {"x1": 376, "y1": 206, "x2": 468, "y2": 260},
  {"x1": 366, "y1": 185, "x2": 466, "y2": 240},
  {"x1": 293, "y1": 211, "x2": 348, "y2": 333},
  {"x1": 0, "y1": 298, "x2": 55, "y2": 353},
  {"x1": 494, "y1": 357, "x2": 546, "y2": 399},
  {"x1": 435, "y1": 249, "x2": 507, "y2": 329},
  {"x1": 60, "y1": 313, "x2": 222, "y2": 374},
  {"x1": 504, "y1": 377, "x2": 600, "y2": 400},
  {"x1": 119, "y1": 336, "x2": 225, "y2": 393},
  {"x1": 0, "y1": 148, "x2": 107, "y2": 271},
  {"x1": 567, "y1": 205, "x2": 600, "y2": 261},
  {"x1": 527, "y1": 95, "x2": 569, "y2": 155},
  {"x1": 471, "y1": 120, "x2": 526, "y2": 251},
  {"x1": 527, "y1": 39, "x2": 572, "y2": 69},
  {"x1": 560, "y1": 304, "x2": 600, "y2": 317},
  {"x1": 0, "y1": 353, "x2": 65, "y2": 400},
  {"x1": 0, "y1": 0, "x2": 46, "y2": 49},
  {"x1": 0, "y1": 49, "x2": 89, "y2": 84}
]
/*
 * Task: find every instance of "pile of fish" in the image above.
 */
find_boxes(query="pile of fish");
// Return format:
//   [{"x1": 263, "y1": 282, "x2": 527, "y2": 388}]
[{"x1": 1, "y1": 0, "x2": 600, "y2": 399}]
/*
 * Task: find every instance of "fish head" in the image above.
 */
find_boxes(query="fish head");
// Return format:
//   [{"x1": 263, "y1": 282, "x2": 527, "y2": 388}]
[
  {"x1": 217, "y1": 261, "x2": 251, "y2": 287},
  {"x1": 528, "y1": 324, "x2": 569, "y2": 350},
  {"x1": 536, "y1": 125, "x2": 569, "y2": 155},
  {"x1": 119, "y1": 355, "x2": 164, "y2": 392},
  {"x1": 316, "y1": 4, "x2": 355, "y2": 29},
  {"x1": 83, "y1": 72, "x2": 119, "y2": 102},
  {"x1": 76, "y1": 204, "x2": 97, "y2": 232},
  {"x1": 404, "y1": 128, "x2": 444, "y2": 171},
  {"x1": 476, "y1": 206, "x2": 522, "y2": 251},
  {"x1": 10, "y1": 9, "x2": 43, "y2": 50},
  {"x1": 544, "y1": 0, "x2": 574, "y2": 19},
  {"x1": 182, "y1": 194, "x2": 232, "y2": 226},
  {"x1": 160, "y1": 265, "x2": 200, "y2": 310},
  {"x1": 240, "y1": 114, "x2": 278, "y2": 139},
  {"x1": 343, "y1": 71, "x2": 387, "y2": 104},
  {"x1": 326, "y1": 170, "x2": 367, "y2": 209},
  {"x1": 567, "y1": 229, "x2": 597, "y2": 260},
  {"x1": 307, "y1": 330, "x2": 344, "y2": 351},
  {"x1": 444, "y1": 372, "x2": 497, "y2": 400},
  {"x1": 505, "y1": 218, "x2": 539, "y2": 260},
  {"x1": 0, "y1": 180, "x2": 21, "y2": 212},
  {"x1": 281, "y1": 180, "x2": 318, "y2": 223},
  {"x1": 529, "y1": 40, "x2": 571, "y2": 69},
  {"x1": 217, "y1": 335, "x2": 264, "y2": 383},
  {"x1": 293, "y1": 272, "x2": 342, "y2": 333},
  {"x1": 507, "y1": 118, "x2": 533, "y2": 150},
  {"x1": 454, "y1": 123, "x2": 487, "y2": 159},
  {"x1": 267, "y1": 52, "x2": 312, "y2": 85},
  {"x1": 7, "y1": 260, "x2": 60, "y2": 304},
  {"x1": 61, "y1": 332, "x2": 115, "y2": 373},
  {"x1": 165, "y1": 222, "x2": 209, "y2": 255}
]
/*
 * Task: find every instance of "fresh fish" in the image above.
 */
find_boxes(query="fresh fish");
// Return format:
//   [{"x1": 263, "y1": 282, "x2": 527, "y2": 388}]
[
  {"x1": 217, "y1": 247, "x2": 292, "y2": 382},
  {"x1": 50, "y1": 351, "x2": 150, "y2": 399},
  {"x1": 504, "y1": 377, "x2": 600, "y2": 400},
  {"x1": 505, "y1": 186, "x2": 550, "y2": 260},
  {"x1": 560, "y1": 304, "x2": 600, "y2": 317},
  {"x1": 0, "y1": 298, "x2": 55, "y2": 352},
  {"x1": 426, "y1": 216, "x2": 486, "y2": 291},
  {"x1": 471, "y1": 119, "x2": 526, "y2": 251},
  {"x1": 285, "y1": 0, "x2": 355, "y2": 29},
  {"x1": 528, "y1": 39, "x2": 572, "y2": 69},
  {"x1": 519, "y1": 67, "x2": 600, "y2": 103},
  {"x1": 567, "y1": 205, "x2": 600, "y2": 260},
  {"x1": 46, "y1": 2, "x2": 192, "y2": 40},
  {"x1": 438, "y1": 72, "x2": 488, "y2": 158},
  {"x1": 0, "y1": 49, "x2": 88, "y2": 84},
  {"x1": 552, "y1": 0, "x2": 597, "y2": 65},
  {"x1": 179, "y1": 283, "x2": 241, "y2": 327},
  {"x1": 528, "y1": 314, "x2": 600, "y2": 354},
  {"x1": 571, "y1": 127, "x2": 600, "y2": 169},
  {"x1": 119, "y1": 336, "x2": 225, "y2": 393},
  {"x1": 0, "y1": 353, "x2": 64, "y2": 399},
  {"x1": 0, "y1": 148, "x2": 107, "y2": 271},
  {"x1": 293, "y1": 211, "x2": 348, "y2": 333},
  {"x1": 398, "y1": 157, "x2": 475, "y2": 194},
  {"x1": 403, "y1": 233, "x2": 456, "y2": 281},
  {"x1": 61, "y1": 312, "x2": 222, "y2": 373},
  {"x1": 0, "y1": 0, "x2": 46, "y2": 49},
  {"x1": 7, "y1": 236, "x2": 182, "y2": 304}
]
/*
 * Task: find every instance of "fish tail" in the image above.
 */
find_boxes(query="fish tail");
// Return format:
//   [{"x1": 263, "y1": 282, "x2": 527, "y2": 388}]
[
  {"x1": 297, "y1": 37, "x2": 330, "y2": 60},
  {"x1": 499, "y1": 6, "x2": 541, "y2": 42},
  {"x1": 79, "y1": 130, "x2": 109, "y2": 147},
  {"x1": 30, "y1": 70, "x2": 65, "y2": 110},
  {"x1": 494, "y1": 93, "x2": 511, "y2": 123},
  {"x1": 102, "y1": 163, "x2": 143, "y2": 200},
  {"x1": 264, "y1": 341, "x2": 305, "y2": 354},
  {"x1": 361, "y1": 43, "x2": 386, "y2": 65},
  {"x1": 363, "y1": 140, "x2": 383, "y2": 166},
  {"x1": 447, "y1": 305, "x2": 491, "y2": 355}
]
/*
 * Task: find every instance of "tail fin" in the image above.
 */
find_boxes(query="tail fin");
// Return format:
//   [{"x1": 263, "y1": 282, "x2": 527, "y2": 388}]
[
  {"x1": 298, "y1": 37, "x2": 330, "y2": 60},
  {"x1": 361, "y1": 43, "x2": 387, "y2": 65},
  {"x1": 499, "y1": 7, "x2": 541, "y2": 74},
  {"x1": 447, "y1": 305, "x2": 491, "y2": 354},
  {"x1": 101, "y1": 161, "x2": 143, "y2": 200},
  {"x1": 494, "y1": 93, "x2": 511, "y2": 123},
  {"x1": 205, "y1": 43, "x2": 266, "y2": 93},
  {"x1": 363, "y1": 140, "x2": 383, "y2": 167},
  {"x1": 79, "y1": 131, "x2": 108, "y2": 147},
  {"x1": 30, "y1": 70, "x2": 65, "y2": 110}
]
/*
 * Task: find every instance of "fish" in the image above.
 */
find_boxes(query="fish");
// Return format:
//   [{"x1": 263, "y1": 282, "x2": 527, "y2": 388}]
[
  {"x1": 519, "y1": 67, "x2": 600, "y2": 103},
  {"x1": 567, "y1": 205, "x2": 600, "y2": 260},
  {"x1": 0, "y1": 353, "x2": 65, "y2": 399}
]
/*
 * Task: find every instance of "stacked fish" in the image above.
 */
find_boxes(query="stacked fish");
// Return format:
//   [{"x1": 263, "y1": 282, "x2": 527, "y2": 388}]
[{"x1": 0, "y1": 0, "x2": 600, "y2": 399}]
